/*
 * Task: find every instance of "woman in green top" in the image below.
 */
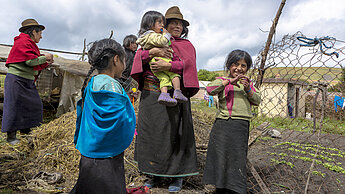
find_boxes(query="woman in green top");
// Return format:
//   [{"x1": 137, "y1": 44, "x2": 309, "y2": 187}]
[
  {"x1": 2, "y1": 19, "x2": 54, "y2": 144},
  {"x1": 203, "y1": 50, "x2": 261, "y2": 194}
]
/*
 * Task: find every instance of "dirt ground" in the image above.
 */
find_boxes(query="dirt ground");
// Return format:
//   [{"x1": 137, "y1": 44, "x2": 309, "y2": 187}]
[
  {"x1": 248, "y1": 129, "x2": 345, "y2": 193},
  {"x1": 1, "y1": 109, "x2": 345, "y2": 193}
]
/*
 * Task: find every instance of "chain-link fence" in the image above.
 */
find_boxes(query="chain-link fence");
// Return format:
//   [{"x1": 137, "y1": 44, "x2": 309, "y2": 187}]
[{"x1": 247, "y1": 32, "x2": 345, "y2": 193}]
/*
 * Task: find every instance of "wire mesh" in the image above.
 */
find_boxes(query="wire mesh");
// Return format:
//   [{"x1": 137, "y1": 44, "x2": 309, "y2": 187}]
[{"x1": 247, "y1": 32, "x2": 345, "y2": 193}]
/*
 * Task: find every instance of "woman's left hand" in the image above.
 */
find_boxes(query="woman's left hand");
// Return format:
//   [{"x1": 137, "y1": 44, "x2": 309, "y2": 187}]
[{"x1": 150, "y1": 58, "x2": 172, "y2": 73}]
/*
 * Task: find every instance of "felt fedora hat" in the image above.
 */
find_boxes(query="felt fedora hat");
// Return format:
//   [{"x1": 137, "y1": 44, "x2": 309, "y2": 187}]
[
  {"x1": 165, "y1": 6, "x2": 189, "y2": 26},
  {"x1": 19, "y1": 19, "x2": 45, "y2": 32}
]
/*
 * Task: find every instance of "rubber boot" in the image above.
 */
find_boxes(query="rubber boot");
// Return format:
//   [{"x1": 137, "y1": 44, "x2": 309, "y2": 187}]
[
  {"x1": 144, "y1": 176, "x2": 162, "y2": 188},
  {"x1": 168, "y1": 177, "x2": 183, "y2": 192},
  {"x1": 7, "y1": 131, "x2": 20, "y2": 145}
]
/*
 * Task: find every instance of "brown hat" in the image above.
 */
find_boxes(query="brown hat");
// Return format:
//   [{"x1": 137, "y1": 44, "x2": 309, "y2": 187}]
[
  {"x1": 165, "y1": 6, "x2": 189, "y2": 26},
  {"x1": 19, "y1": 19, "x2": 45, "y2": 32}
]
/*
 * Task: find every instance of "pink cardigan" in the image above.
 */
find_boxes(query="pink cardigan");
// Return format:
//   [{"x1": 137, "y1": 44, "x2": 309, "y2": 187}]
[{"x1": 131, "y1": 37, "x2": 199, "y2": 97}]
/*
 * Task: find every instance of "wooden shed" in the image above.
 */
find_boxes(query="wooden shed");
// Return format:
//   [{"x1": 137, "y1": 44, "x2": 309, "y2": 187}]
[{"x1": 258, "y1": 78, "x2": 308, "y2": 118}]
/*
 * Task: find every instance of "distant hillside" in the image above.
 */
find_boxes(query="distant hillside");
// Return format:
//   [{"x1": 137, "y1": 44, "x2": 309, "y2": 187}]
[{"x1": 214, "y1": 67, "x2": 343, "y2": 85}]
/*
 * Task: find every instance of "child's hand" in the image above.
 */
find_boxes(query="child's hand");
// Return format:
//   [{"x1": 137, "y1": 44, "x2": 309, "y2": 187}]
[
  {"x1": 161, "y1": 28, "x2": 168, "y2": 34},
  {"x1": 227, "y1": 74, "x2": 245, "y2": 88},
  {"x1": 240, "y1": 76, "x2": 251, "y2": 92}
]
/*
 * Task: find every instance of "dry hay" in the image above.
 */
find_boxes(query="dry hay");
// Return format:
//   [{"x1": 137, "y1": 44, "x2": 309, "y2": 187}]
[
  {"x1": 0, "y1": 111, "x2": 79, "y2": 193},
  {"x1": 0, "y1": 104, "x2": 214, "y2": 193},
  {"x1": 0, "y1": 110, "x2": 158, "y2": 193}
]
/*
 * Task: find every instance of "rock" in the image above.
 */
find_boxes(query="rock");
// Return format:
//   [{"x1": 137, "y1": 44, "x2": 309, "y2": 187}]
[{"x1": 267, "y1": 129, "x2": 282, "y2": 138}]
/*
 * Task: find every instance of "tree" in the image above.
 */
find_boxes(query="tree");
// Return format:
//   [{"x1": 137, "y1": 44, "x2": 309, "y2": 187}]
[{"x1": 197, "y1": 69, "x2": 219, "y2": 81}]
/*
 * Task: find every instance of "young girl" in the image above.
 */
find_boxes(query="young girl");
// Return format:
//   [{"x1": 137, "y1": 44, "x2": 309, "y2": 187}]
[
  {"x1": 71, "y1": 39, "x2": 136, "y2": 194},
  {"x1": 136, "y1": 11, "x2": 187, "y2": 106},
  {"x1": 203, "y1": 50, "x2": 261, "y2": 194}
]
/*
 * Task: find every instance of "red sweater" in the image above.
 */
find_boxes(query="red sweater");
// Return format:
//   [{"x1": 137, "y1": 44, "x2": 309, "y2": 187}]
[{"x1": 6, "y1": 33, "x2": 48, "y2": 71}]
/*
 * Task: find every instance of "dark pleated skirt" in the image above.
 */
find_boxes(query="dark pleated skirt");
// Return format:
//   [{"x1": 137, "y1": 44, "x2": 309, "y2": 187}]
[
  {"x1": 70, "y1": 152, "x2": 126, "y2": 194},
  {"x1": 203, "y1": 118, "x2": 249, "y2": 194},
  {"x1": 1, "y1": 73, "x2": 43, "y2": 132},
  {"x1": 134, "y1": 90, "x2": 198, "y2": 177}
]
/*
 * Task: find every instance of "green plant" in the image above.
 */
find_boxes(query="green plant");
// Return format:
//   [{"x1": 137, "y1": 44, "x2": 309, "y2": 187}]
[
  {"x1": 271, "y1": 141, "x2": 345, "y2": 175},
  {"x1": 197, "y1": 69, "x2": 220, "y2": 81},
  {"x1": 312, "y1": 170, "x2": 325, "y2": 177}
]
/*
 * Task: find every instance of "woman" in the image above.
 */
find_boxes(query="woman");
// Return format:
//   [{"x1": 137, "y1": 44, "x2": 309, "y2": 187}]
[
  {"x1": 2, "y1": 19, "x2": 53, "y2": 144},
  {"x1": 131, "y1": 6, "x2": 199, "y2": 192},
  {"x1": 120, "y1": 34, "x2": 137, "y2": 92}
]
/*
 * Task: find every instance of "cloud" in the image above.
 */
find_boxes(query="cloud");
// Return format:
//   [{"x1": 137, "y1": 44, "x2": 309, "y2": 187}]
[{"x1": 1, "y1": 0, "x2": 345, "y2": 71}]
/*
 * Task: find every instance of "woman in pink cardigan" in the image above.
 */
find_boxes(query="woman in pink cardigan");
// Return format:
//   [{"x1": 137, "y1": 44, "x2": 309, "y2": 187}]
[{"x1": 131, "y1": 6, "x2": 199, "y2": 193}]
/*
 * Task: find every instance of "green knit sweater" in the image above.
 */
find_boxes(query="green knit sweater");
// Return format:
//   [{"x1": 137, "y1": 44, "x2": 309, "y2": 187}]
[
  {"x1": 7, "y1": 56, "x2": 46, "y2": 80},
  {"x1": 206, "y1": 78, "x2": 261, "y2": 121}
]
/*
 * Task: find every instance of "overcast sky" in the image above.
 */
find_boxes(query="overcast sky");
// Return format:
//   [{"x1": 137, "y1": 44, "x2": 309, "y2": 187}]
[{"x1": 1, "y1": 0, "x2": 344, "y2": 71}]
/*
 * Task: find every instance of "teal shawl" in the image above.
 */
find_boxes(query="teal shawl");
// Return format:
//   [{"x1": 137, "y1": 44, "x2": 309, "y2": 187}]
[{"x1": 74, "y1": 77, "x2": 136, "y2": 158}]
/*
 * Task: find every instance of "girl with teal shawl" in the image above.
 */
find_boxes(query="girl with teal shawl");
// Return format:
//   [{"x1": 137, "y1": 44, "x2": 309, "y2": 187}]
[{"x1": 71, "y1": 39, "x2": 135, "y2": 194}]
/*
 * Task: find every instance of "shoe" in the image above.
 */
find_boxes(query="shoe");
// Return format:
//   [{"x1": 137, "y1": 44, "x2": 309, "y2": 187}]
[
  {"x1": 7, "y1": 131, "x2": 20, "y2": 145},
  {"x1": 168, "y1": 177, "x2": 183, "y2": 192},
  {"x1": 173, "y1": 90, "x2": 188, "y2": 103},
  {"x1": 158, "y1": 92, "x2": 177, "y2": 107},
  {"x1": 144, "y1": 176, "x2": 162, "y2": 188}
]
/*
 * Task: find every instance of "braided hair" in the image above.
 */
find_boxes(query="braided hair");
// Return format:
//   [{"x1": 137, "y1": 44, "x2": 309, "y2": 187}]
[{"x1": 81, "y1": 38, "x2": 125, "y2": 101}]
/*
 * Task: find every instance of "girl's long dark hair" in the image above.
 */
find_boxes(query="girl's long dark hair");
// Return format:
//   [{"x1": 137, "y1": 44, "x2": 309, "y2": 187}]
[
  {"x1": 138, "y1": 11, "x2": 165, "y2": 37},
  {"x1": 81, "y1": 38, "x2": 125, "y2": 100}
]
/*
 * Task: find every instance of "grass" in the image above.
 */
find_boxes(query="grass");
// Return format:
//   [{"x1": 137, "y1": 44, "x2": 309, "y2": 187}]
[
  {"x1": 191, "y1": 98, "x2": 218, "y2": 118},
  {"x1": 0, "y1": 189, "x2": 13, "y2": 194},
  {"x1": 251, "y1": 116, "x2": 345, "y2": 135}
]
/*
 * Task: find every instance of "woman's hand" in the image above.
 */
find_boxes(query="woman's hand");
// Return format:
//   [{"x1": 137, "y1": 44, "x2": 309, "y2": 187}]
[
  {"x1": 150, "y1": 58, "x2": 172, "y2": 73},
  {"x1": 45, "y1": 53, "x2": 54, "y2": 64},
  {"x1": 149, "y1": 47, "x2": 172, "y2": 59}
]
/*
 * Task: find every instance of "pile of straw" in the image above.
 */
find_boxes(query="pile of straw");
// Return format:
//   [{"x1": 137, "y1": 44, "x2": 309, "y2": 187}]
[
  {"x1": 0, "y1": 104, "x2": 213, "y2": 193},
  {"x1": 0, "y1": 111, "x2": 80, "y2": 192},
  {"x1": 0, "y1": 110, "x2": 151, "y2": 193}
]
